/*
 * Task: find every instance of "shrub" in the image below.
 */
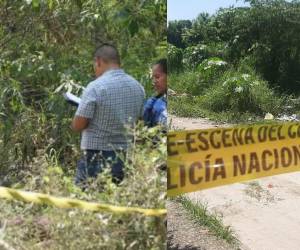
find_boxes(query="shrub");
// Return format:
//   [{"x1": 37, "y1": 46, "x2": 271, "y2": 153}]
[
  {"x1": 169, "y1": 57, "x2": 227, "y2": 96},
  {"x1": 168, "y1": 44, "x2": 183, "y2": 73},
  {"x1": 0, "y1": 125, "x2": 166, "y2": 249},
  {"x1": 196, "y1": 57, "x2": 228, "y2": 86},
  {"x1": 201, "y1": 69, "x2": 284, "y2": 115},
  {"x1": 183, "y1": 43, "x2": 225, "y2": 70},
  {"x1": 183, "y1": 44, "x2": 210, "y2": 69},
  {"x1": 169, "y1": 96, "x2": 205, "y2": 118},
  {"x1": 169, "y1": 71, "x2": 203, "y2": 95}
]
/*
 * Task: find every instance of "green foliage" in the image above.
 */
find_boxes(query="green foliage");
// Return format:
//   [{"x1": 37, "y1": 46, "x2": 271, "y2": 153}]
[
  {"x1": 168, "y1": 44, "x2": 183, "y2": 73},
  {"x1": 169, "y1": 95, "x2": 263, "y2": 123},
  {"x1": 176, "y1": 196, "x2": 239, "y2": 246},
  {"x1": 169, "y1": 57, "x2": 227, "y2": 96},
  {"x1": 182, "y1": 13, "x2": 217, "y2": 46},
  {"x1": 169, "y1": 71, "x2": 202, "y2": 95},
  {"x1": 183, "y1": 45, "x2": 208, "y2": 69},
  {"x1": 0, "y1": 0, "x2": 166, "y2": 166},
  {"x1": 182, "y1": 43, "x2": 225, "y2": 70},
  {"x1": 196, "y1": 57, "x2": 228, "y2": 83},
  {"x1": 217, "y1": 0, "x2": 300, "y2": 93},
  {"x1": 169, "y1": 60, "x2": 285, "y2": 121},
  {"x1": 167, "y1": 20, "x2": 192, "y2": 48},
  {"x1": 201, "y1": 69, "x2": 284, "y2": 115},
  {"x1": 169, "y1": 96, "x2": 205, "y2": 118},
  {"x1": 0, "y1": 126, "x2": 166, "y2": 249},
  {"x1": 0, "y1": 0, "x2": 166, "y2": 248},
  {"x1": 168, "y1": 0, "x2": 300, "y2": 93},
  {"x1": 168, "y1": 0, "x2": 298, "y2": 121}
]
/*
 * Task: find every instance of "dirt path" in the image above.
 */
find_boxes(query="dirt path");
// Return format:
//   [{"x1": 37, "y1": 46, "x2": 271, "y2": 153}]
[
  {"x1": 169, "y1": 115, "x2": 300, "y2": 250},
  {"x1": 167, "y1": 201, "x2": 235, "y2": 250},
  {"x1": 169, "y1": 115, "x2": 227, "y2": 130}
]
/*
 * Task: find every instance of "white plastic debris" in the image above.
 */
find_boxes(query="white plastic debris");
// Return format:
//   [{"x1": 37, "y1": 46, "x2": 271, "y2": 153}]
[
  {"x1": 264, "y1": 113, "x2": 274, "y2": 120},
  {"x1": 277, "y1": 114, "x2": 299, "y2": 121}
]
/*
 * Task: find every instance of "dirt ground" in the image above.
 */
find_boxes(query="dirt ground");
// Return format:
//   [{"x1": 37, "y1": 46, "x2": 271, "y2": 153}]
[
  {"x1": 167, "y1": 200, "x2": 236, "y2": 250},
  {"x1": 169, "y1": 114, "x2": 300, "y2": 250},
  {"x1": 168, "y1": 115, "x2": 227, "y2": 130}
]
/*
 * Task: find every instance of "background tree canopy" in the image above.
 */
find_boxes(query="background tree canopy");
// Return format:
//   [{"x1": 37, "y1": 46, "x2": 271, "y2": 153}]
[{"x1": 168, "y1": 0, "x2": 300, "y2": 94}]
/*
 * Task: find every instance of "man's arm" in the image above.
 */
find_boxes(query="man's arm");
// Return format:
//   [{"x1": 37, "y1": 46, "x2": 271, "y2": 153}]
[
  {"x1": 71, "y1": 85, "x2": 96, "y2": 132},
  {"x1": 71, "y1": 116, "x2": 89, "y2": 132}
]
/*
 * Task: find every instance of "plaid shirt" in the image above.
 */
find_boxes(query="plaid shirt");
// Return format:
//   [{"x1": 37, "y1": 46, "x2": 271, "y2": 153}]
[{"x1": 75, "y1": 69, "x2": 145, "y2": 150}]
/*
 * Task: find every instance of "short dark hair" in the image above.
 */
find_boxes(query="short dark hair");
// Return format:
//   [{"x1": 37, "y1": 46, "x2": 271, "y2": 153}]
[
  {"x1": 94, "y1": 44, "x2": 120, "y2": 64},
  {"x1": 154, "y1": 58, "x2": 167, "y2": 74}
]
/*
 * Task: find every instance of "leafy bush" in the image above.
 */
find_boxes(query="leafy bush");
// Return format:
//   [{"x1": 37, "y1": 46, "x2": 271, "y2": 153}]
[
  {"x1": 183, "y1": 43, "x2": 225, "y2": 70},
  {"x1": 168, "y1": 0, "x2": 300, "y2": 93},
  {"x1": 168, "y1": 44, "x2": 183, "y2": 72},
  {"x1": 201, "y1": 69, "x2": 284, "y2": 115},
  {"x1": 196, "y1": 57, "x2": 228, "y2": 85},
  {"x1": 169, "y1": 61, "x2": 286, "y2": 122},
  {"x1": 167, "y1": 20, "x2": 192, "y2": 48},
  {"x1": 169, "y1": 57, "x2": 227, "y2": 96},
  {"x1": 169, "y1": 95, "x2": 266, "y2": 123},
  {"x1": 0, "y1": 126, "x2": 166, "y2": 250},
  {"x1": 169, "y1": 71, "x2": 202, "y2": 95},
  {"x1": 0, "y1": 1, "x2": 166, "y2": 248},
  {"x1": 169, "y1": 96, "x2": 205, "y2": 118},
  {"x1": 183, "y1": 44, "x2": 210, "y2": 69}
]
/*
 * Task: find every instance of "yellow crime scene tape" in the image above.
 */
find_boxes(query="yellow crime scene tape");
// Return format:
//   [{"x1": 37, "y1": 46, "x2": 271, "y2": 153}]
[
  {"x1": 168, "y1": 122, "x2": 300, "y2": 196},
  {"x1": 0, "y1": 187, "x2": 166, "y2": 216}
]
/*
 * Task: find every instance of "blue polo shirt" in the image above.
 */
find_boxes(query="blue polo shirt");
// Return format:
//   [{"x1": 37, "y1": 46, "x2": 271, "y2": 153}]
[{"x1": 143, "y1": 94, "x2": 167, "y2": 127}]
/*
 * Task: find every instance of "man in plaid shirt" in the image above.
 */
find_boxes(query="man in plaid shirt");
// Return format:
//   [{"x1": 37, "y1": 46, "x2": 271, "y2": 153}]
[{"x1": 71, "y1": 44, "x2": 145, "y2": 186}]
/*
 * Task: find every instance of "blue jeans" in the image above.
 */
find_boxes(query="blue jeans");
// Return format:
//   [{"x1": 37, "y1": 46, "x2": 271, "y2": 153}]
[{"x1": 75, "y1": 150, "x2": 125, "y2": 187}]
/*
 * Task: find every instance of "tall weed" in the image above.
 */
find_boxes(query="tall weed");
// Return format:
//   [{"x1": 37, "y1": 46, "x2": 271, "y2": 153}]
[
  {"x1": 201, "y1": 69, "x2": 285, "y2": 115},
  {"x1": 0, "y1": 125, "x2": 166, "y2": 250}
]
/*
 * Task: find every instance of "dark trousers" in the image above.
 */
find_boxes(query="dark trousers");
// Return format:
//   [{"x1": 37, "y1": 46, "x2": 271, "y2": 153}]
[{"x1": 75, "y1": 150, "x2": 125, "y2": 187}]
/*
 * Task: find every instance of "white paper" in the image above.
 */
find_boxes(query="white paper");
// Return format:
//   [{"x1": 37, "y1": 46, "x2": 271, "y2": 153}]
[{"x1": 63, "y1": 92, "x2": 81, "y2": 105}]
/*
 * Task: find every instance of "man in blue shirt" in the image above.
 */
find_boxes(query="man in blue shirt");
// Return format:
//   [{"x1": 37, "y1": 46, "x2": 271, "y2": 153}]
[{"x1": 71, "y1": 44, "x2": 145, "y2": 187}]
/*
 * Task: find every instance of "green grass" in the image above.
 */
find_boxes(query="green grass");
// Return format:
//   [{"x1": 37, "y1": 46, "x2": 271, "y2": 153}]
[
  {"x1": 168, "y1": 70, "x2": 210, "y2": 96},
  {"x1": 169, "y1": 61, "x2": 288, "y2": 123},
  {"x1": 176, "y1": 196, "x2": 239, "y2": 247},
  {"x1": 0, "y1": 125, "x2": 166, "y2": 250},
  {"x1": 169, "y1": 95, "x2": 262, "y2": 123}
]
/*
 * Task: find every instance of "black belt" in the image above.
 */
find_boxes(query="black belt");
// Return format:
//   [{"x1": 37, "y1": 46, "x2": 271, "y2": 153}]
[
  {"x1": 83, "y1": 149, "x2": 125, "y2": 154},
  {"x1": 83, "y1": 149, "x2": 100, "y2": 154}
]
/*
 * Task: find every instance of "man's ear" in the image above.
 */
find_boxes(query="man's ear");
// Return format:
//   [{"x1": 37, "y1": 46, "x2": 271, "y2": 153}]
[{"x1": 95, "y1": 57, "x2": 102, "y2": 68}]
